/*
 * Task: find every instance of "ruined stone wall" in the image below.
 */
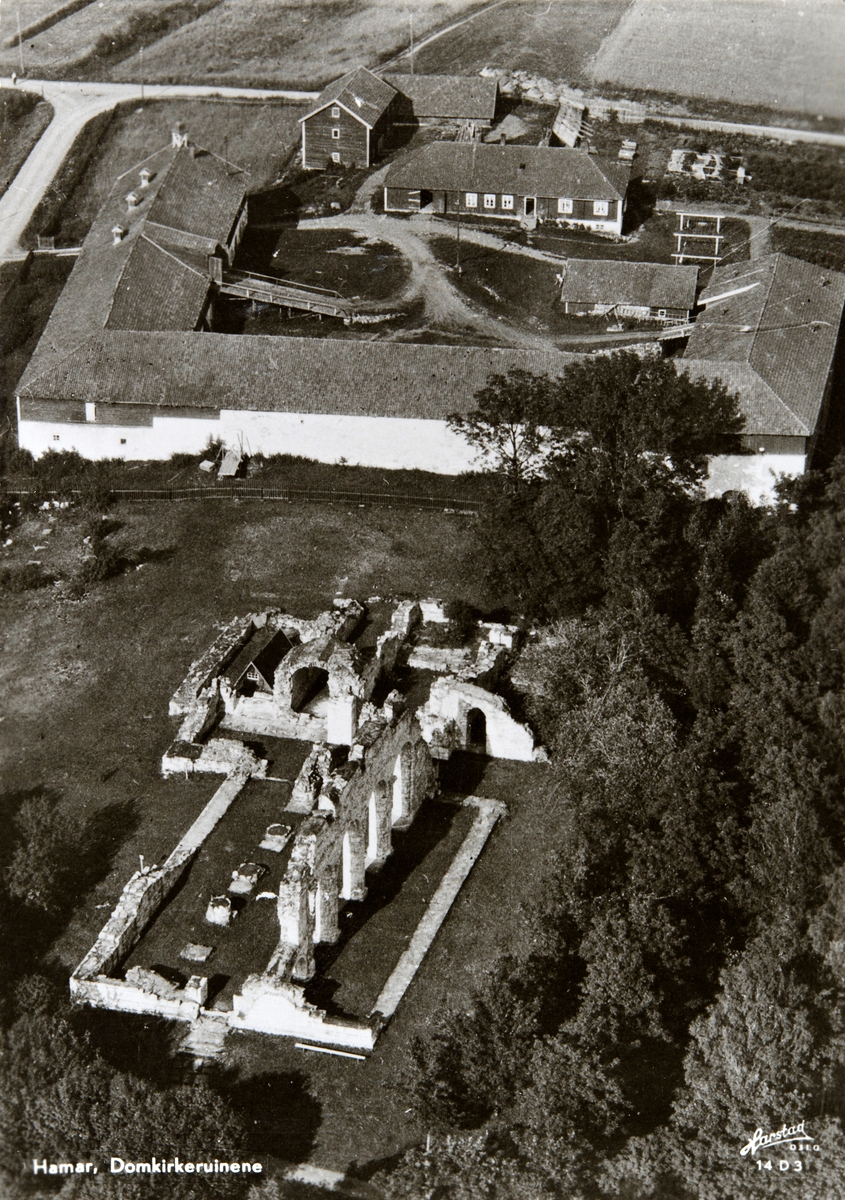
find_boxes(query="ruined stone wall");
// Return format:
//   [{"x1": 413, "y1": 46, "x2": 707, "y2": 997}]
[{"x1": 71, "y1": 845, "x2": 196, "y2": 984}]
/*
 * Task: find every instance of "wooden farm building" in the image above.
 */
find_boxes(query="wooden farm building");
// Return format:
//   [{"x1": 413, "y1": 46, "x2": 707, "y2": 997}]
[
  {"x1": 384, "y1": 144, "x2": 629, "y2": 233},
  {"x1": 560, "y1": 259, "x2": 699, "y2": 322},
  {"x1": 299, "y1": 67, "x2": 397, "y2": 170},
  {"x1": 380, "y1": 73, "x2": 498, "y2": 127},
  {"x1": 299, "y1": 67, "x2": 500, "y2": 170}
]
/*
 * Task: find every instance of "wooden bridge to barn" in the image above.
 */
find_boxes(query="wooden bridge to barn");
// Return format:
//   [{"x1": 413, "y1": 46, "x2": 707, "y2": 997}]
[{"x1": 219, "y1": 267, "x2": 357, "y2": 319}]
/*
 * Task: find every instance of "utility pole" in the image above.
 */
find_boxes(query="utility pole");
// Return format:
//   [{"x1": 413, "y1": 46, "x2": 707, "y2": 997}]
[
  {"x1": 17, "y1": 6, "x2": 25, "y2": 77},
  {"x1": 139, "y1": 43, "x2": 144, "y2": 104},
  {"x1": 409, "y1": 11, "x2": 414, "y2": 74},
  {"x1": 455, "y1": 204, "x2": 461, "y2": 273}
]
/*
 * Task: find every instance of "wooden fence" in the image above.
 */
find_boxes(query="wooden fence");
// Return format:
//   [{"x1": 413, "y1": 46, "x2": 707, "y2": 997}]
[{"x1": 4, "y1": 482, "x2": 482, "y2": 513}]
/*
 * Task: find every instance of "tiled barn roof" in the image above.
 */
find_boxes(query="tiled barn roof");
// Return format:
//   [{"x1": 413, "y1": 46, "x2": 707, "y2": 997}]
[
  {"x1": 683, "y1": 254, "x2": 845, "y2": 436},
  {"x1": 561, "y1": 258, "x2": 699, "y2": 311},
  {"x1": 385, "y1": 143, "x2": 630, "y2": 200}
]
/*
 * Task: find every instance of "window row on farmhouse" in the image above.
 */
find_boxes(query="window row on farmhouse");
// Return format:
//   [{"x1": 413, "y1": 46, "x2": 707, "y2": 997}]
[{"x1": 383, "y1": 144, "x2": 630, "y2": 233}]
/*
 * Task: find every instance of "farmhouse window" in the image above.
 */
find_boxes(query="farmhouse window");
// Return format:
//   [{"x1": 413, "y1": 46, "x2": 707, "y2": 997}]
[
  {"x1": 465, "y1": 192, "x2": 478, "y2": 207},
  {"x1": 558, "y1": 198, "x2": 573, "y2": 214},
  {"x1": 331, "y1": 106, "x2": 340, "y2": 118},
  {"x1": 483, "y1": 193, "x2": 496, "y2": 209},
  {"x1": 501, "y1": 194, "x2": 514, "y2": 210},
  {"x1": 53, "y1": 434, "x2": 60, "y2": 441},
  {"x1": 658, "y1": 309, "x2": 667, "y2": 318},
  {"x1": 593, "y1": 200, "x2": 609, "y2": 216},
  {"x1": 331, "y1": 127, "x2": 341, "y2": 139},
  {"x1": 331, "y1": 152, "x2": 341, "y2": 163},
  {"x1": 120, "y1": 438, "x2": 127, "y2": 445}
]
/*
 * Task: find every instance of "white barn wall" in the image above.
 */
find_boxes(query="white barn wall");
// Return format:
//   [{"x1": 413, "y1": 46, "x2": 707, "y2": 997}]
[
  {"x1": 18, "y1": 411, "x2": 480, "y2": 475},
  {"x1": 705, "y1": 452, "x2": 807, "y2": 504}
]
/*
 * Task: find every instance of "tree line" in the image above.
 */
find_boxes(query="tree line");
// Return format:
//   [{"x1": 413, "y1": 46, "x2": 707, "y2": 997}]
[{"x1": 373, "y1": 353, "x2": 845, "y2": 1197}]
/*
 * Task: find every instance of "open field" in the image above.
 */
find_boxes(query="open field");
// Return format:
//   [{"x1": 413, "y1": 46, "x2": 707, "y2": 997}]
[
  {"x1": 591, "y1": 0, "x2": 845, "y2": 120},
  {"x1": 0, "y1": 0, "x2": 226, "y2": 80},
  {"x1": 403, "y1": 0, "x2": 629, "y2": 83},
  {"x1": 112, "y1": 0, "x2": 490, "y2": 89},
  {"x1": 771, "y1": 225, "x2": 845, "y2": 272},
  {"x1": 30, "y1": 97, "x2": 302, "y2": 247}
]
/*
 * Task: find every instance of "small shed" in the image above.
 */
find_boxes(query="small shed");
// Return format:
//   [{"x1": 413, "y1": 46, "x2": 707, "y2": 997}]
[{"x1": 559, "y1": 258, "x2": 699, "y2": 322}]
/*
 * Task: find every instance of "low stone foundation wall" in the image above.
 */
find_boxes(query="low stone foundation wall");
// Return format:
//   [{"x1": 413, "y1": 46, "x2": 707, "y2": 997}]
[{"x1": 229, "y1": 974, "x2": 377, "y2": 1050}]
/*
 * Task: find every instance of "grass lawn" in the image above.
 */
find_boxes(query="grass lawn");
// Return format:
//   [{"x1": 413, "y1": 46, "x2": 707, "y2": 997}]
[
  {"x1": 233, "y1": 226, "x2": 411, "y2": 303},
  {"x1": 40, "y1": 97, "x2": 303, "y2": 247},
  {"x1": 0, "y1": 92, "x2": 53, "y2": 200},
  {"x1": 771, "y1": 226, "x2": 845, "y2": 273}
]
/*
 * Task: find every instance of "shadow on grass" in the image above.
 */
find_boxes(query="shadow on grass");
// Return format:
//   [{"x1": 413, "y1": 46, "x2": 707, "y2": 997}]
[{"x1": 304, "y1": 800, "x2": 462, "y2": 1020}]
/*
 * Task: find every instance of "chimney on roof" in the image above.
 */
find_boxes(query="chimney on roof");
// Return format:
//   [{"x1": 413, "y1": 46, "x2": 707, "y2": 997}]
[
  {"x1": 139, "y1": 167, "x2": 153, "y2": 188},
  {"x1": 125, "y1": 191, "x2": 141, "y2": 212},
  {"x1": 111, "y1": 225, "x2": 127, "y2": 245},
  {"x1": 189, "y1": 144, "x2": 198, "y2": 158},
  {"x1": 172, "y1": 122, "x2": 188, "y2": 149}
]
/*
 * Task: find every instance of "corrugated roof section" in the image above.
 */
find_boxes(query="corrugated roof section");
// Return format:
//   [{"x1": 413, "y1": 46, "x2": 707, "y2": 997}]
[
  {"x1": 385, "y1": 143, "x2": 629, "y2": 200},
  {"x1": 303, "y1": 66, "x2": 397, "y2": 128},
  {"x1": 561, "y1": 259, "x2": 699, "y2": 310},
  {"x1": 381, "y1": 73, "x2": 498, "y2": 120}
]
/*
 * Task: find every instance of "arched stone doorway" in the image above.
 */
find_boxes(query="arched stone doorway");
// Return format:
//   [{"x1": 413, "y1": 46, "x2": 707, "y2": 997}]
[{"x1": 466, "y1": 707, "x2": 487, "y2": 753}]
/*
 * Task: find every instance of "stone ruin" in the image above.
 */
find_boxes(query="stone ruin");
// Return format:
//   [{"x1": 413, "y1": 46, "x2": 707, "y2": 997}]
[{"x1": 70, "y1": 599, "x2": 545, "y2": 1048}]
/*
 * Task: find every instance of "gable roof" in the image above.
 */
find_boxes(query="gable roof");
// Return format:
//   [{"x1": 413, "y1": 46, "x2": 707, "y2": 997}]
[
  {"x1": 225, "y1": 627, "x2": 293, "y2": 689},
  {"x1": 144, "y1": 147, "x2": 247, "y2": 253},
  {"x1": 17, "y1": 330, "x2": 580, "y2": 420},
  {"x1": 301, "y1": 66, "x2": 397, "y2": 128},
  {"x1": 683, "y1": 254, "x2": 845, "y2": 436},
  {"x1": 381, "y1": 73, "x2": 498, "y2": 120},
  {"x1": 106, "y1": 236, "x2": 211, "y2": 332},
  {"x1": 385, "y1": 143, "x2": 629, "y2": 200},
  {"x1": 561, "y1": 259, "x2": 699, "y2": 310},
  {"x1": 17, "y1": 143, "x2": 249, "y2": 388}
]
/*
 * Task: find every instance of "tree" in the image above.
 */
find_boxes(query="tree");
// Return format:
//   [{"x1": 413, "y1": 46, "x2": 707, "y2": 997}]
[
  {"x1": 448, "y1": 368, "x2": 551, "y2": 485},
  {"x1": 450, "y1": 354, "x2": 745, "y2": 618}
]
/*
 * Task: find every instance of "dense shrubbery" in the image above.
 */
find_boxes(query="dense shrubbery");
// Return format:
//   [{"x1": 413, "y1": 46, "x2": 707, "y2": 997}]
[{"x1": 374, "y1": 358, "x2": 845, "y2": 1197}]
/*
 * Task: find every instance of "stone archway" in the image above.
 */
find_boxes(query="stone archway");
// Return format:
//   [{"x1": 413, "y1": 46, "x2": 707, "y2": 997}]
[
  {"x1": 290, "y1": 666, "x2": 329, "y2": 714},
  {"x1": 391, "y1": 742, "x2": 414, "y2": 824},
  {"x1": 466, "y1": 707, "x2": 487, "y2": 753}
]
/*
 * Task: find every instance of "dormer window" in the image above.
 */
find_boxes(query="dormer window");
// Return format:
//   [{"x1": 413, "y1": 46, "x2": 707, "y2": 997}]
[
  {"x1": 139, "y1": 168, "x2": 153, "y2": 188},
  {"x1": 125, "y1": 191, "x2": 141, "y2": 211},
  {"x1": 111, "y1": 225, "x2": 127, "y2": 244}
]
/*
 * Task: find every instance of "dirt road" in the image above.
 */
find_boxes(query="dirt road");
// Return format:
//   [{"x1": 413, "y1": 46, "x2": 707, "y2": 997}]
[{"x1": 0, "y1": 77, "x2": 316, "y2": 259}]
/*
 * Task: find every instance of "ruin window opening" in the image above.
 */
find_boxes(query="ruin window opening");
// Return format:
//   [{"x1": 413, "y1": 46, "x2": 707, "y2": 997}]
[{"x1": 290, "y1": 666, "x2": 330, "y2": 714}]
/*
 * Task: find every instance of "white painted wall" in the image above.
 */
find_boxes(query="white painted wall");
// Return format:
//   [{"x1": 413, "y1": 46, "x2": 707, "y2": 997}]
[
  {"x1": 705, "y1": 452, "x2": 806, "y2": 504},
  {"x1": 18, "y1": 410, "x2": 479, "y2": 475}
]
